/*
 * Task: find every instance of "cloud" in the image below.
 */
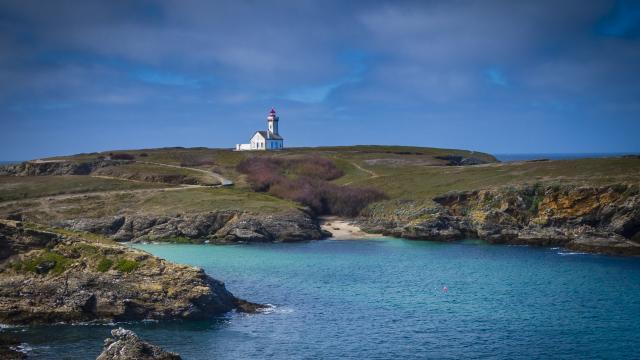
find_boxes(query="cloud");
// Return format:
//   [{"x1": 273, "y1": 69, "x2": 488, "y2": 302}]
[
  {"x1": 1, "y1": 0, "x2": 639, "y2": 158},
  {"x1": 131, "y1": 69, "x2": 204, "y2": 88},
  {"x1": 597, "y1": 0, "x2": 640, "y2": 38}
]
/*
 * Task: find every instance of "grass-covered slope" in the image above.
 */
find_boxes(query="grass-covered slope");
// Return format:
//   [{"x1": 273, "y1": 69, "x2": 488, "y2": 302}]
[{"x1": 2, "y1": 146, "x2": 638, "y2": 248}]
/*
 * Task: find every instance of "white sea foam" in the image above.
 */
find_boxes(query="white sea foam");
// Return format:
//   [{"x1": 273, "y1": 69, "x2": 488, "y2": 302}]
[
  {"x1": 557, "y1": 251, "x2": 587, "y2": 256},
  {"x1": 11, "y1": 343, "x2": 33, "y2": 354},
  {"x1": 252, "y1": 304, "x2": 294, "y2": 315},
  {"x1": 0, "y1": 323, "x2": 25, "y2": 329}
]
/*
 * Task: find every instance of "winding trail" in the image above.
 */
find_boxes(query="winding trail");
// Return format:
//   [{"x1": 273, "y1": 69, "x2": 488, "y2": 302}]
[
  {"x1": 0, "y1": 160, "x2": 235, "y2": 208},
  {"x1": 138, "y1": 161, "x2": 234, "y2": 186},
  {"x1": 343, "y1": 160, "x2": 380, "y2": 185},
  {"x1": 0, "y1": 185, "x2": 206, "y2": 208}
]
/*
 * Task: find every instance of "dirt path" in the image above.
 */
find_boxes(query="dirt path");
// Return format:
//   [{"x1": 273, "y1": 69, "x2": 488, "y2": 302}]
[
  {"x1": 350, "y1": 161, "x2": 378, "y2": 178},
  {"x1": 319, "y1": 216, "x2": 383, "y2": 240},
  {"x1": 342, "y1": 161, "x2": 381, "y2": 185},
  {"x1": 0, "y1": 183, "x2": 211, "y2": 208},
  {"x1": 138, "y1": 161, "x2": 234, "y2": 186}
]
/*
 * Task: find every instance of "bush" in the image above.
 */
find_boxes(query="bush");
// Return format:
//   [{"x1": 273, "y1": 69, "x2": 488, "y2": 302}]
[
  {"x1": 114, "y1": 259, "x2": 139, "y2": 273},
  {"x1": 111, "y1": 153, "x2": 135, "y2": 160},
  {"x1": 21, "y1": 250, "x2": 71, "y2": 275},
  {"x1": 139, "y1": 153, "x2": 149, "y2": 157},
  {"x1": 96, "y1": 258, "x2": 113, "y2": 272},
  {"x1": 237, "y1": 157, "x2": 384, "y2": 216}
]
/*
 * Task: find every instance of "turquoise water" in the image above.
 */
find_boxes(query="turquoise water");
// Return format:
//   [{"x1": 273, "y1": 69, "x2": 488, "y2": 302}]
[{"x1": 9, "y1": 238, "x2": 640, "y2": 359}]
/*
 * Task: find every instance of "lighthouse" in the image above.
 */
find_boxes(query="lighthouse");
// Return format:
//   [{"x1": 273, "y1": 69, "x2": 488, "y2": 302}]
[
  {"x1": 235, "y1": 108, "x2": 285, "y2": 151},
  {"x1": 267, "y1": 108, "x2": 279, "y2": 136}
]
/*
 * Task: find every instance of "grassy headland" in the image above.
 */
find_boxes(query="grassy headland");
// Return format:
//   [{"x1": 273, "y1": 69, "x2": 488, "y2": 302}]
[{"x1": 2, "y1": 146, "x2": 638, "y2": 230}]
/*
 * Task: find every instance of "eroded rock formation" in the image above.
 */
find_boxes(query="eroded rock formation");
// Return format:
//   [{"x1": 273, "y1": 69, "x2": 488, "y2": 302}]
[
  {"x1": 0, "y1": 220, "x2": 261, "y2": 325},
  {"x1": 62, "y1": 210, "x2": 329, "y2": 243},
  {"x1": 360, "y1": 184, "x2": 640, "y2": 256}
]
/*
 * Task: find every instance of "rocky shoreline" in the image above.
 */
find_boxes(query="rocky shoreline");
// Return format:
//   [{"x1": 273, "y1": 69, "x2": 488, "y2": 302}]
[
  {"x1": 359, "y1": 184, "x2": 640, "y2": 256},
  {"x1": 0, "y1": 220, "x2": 263, "y2": 325},
  {"x1": 59, "y1": 210, "x2": 330, "y2": 244}
]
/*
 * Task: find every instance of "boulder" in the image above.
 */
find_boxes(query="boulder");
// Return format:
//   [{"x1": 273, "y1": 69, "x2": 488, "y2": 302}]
[{"x1": 96, "y1": 328, "x2": 181, "y2": 360}]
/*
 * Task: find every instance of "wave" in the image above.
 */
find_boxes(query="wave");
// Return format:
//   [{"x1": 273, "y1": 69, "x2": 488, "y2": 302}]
[
  {"x1": 11, "y1": 343, "x2": 33, "y2": 355},
  {"x1": 557, "y1": 251, "x2": 588, "y2": 256},
  {"x1": 250, "y1": 304, "x2": 294, "y2": 315}
]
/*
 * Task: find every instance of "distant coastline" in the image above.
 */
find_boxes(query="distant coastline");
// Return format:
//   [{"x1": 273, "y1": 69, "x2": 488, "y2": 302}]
[
  {"x1": 494, "y1": 152, "x2": 640, "y2": 162},
  {"x1": 3, "y1": 152, "x2": 640, "y2": 165}
]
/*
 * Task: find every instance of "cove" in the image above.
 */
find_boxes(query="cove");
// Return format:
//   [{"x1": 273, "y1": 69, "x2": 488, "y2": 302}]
[{"x1": 10, "y1": 238, "x2": 640, "y2": 359}]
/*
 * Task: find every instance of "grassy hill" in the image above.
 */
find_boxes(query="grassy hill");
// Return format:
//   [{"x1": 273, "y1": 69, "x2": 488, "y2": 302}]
[{"x1": 1, "y1": 146, "x2": 638, "y2": 225}]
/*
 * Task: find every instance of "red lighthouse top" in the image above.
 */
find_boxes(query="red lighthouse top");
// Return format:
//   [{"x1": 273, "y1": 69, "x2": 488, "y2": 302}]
[{"x1": 270, "y1": 108, "x2": 276, "y2": 115}]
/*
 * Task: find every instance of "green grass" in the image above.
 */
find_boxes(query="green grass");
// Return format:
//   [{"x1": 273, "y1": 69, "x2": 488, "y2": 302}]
[
  {"x1": 96, "y1": 258, "x2": 113, "y2": 272},
  {"x1": 0, "y1": 187, "x2": 300, "y2": 226},
  {"x1": 92, "y1": 162, "x2": 220, "y2": 185},
  {"x1": 114, "y1": 259, "x2": 139, "y2": 273},
  {"x1": 355, "y1": 157, "x2": 640, "y2": 216},
  {"x1": 23, "y1": 222, "x2": 116, "y2": 244},
  {"x1": 0, "y1": 175, "x2": 167, "y2": 202},
  {"x1": 18, "y1": 250, "x2": 72, "y2": 275},
  {"x1": 139, "y1": 187, "x2": 299, "y2": 214},
  {"x1": 10, "y1": 146, "x2": 638, "y2": 222}
]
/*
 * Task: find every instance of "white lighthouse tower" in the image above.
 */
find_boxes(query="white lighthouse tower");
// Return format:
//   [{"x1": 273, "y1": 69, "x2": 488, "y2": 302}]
[
  {"x1": 267, "y1": 108, "x2": 279, "y2": 135},
  {"x1": 235, "y1": 108, "x2": 285, "y2": 151}
]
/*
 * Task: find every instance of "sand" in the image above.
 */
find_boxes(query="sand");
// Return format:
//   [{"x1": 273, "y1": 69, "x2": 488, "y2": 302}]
[{"x1": 319, "y1": 216, "x2": 382, "y2": 240}]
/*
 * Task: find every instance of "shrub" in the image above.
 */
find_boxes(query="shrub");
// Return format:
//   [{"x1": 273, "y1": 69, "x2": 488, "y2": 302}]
[
  {"x1": 139, "y1": 153, "x2": 149, "y2": 157},
  {"x1": 111, "y1": 153, "x2": 135, "y2": 160},
  {"x1": 237, "y1": 157, "x2": 384, "y2": 216},
  {"x1": 21, "y1": 250, "x2": 71, "y2": 275},
  {"x1": 96, "y1": 258, "x2": 113, "y2": 272},
  {"x1": 114, "y1": 259, "x2": 139, "y2": 273}
]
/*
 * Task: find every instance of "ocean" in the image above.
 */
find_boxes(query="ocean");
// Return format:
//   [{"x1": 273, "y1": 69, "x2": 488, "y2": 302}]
[
  {"x1": 494, "y1": 152, "x2": 639, "y2": 162},
  {"x1": 10, "y1": 238, "x2": 640, "y2": 359}
]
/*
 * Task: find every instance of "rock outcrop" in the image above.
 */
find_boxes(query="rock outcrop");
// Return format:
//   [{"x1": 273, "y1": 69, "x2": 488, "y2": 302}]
[
  {"x1": 360, "y1": 184, "x2": 640, "y2": 256},
  {"x1": 61, "y1": 210, "x2": 329, "y2": 243},
  {"x1": 434, "y1": 155, "x2": 490, "y2": 166},
  {"x1": 0, "y1": 332, "x2": 26, "y2": 360},
  {"x1": 0, "y1": 220, "x2": 261, "y2": 325},
  {"x1": 0, "y1": 159, "x2": 130, "y2": 176},
  {"x1": 96, "y1": 328, "x2": 181, "y2": 360}
]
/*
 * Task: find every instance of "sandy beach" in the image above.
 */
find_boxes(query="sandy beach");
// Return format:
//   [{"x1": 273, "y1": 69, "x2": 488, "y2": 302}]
[{"x1": 319, "y1": 216, "x2": 382, "y2": 240}]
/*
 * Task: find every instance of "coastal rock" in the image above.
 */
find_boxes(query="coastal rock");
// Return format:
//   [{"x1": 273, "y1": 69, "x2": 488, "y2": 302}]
[
  {"x1": 62, "y1": 210, "x2": 327, "y2": 243},
  {"x1": 359, "y1": 184, "x2": 640, "y2": 255},
  {"x1": 0, "y1": 332, "x2": 26, "y2": 360},
  {"x1": 0, "y1": 220, "x2": 248, "y2": 325},
  {"x1": 96, "y1": 328, "x2": 181, "y2": 360},
  {"x1": 434, "y1": 155, "x2": 490, "y2": 166},
  {"x1": 0, "y1": 159, "x2": 130, "y2": 176}
]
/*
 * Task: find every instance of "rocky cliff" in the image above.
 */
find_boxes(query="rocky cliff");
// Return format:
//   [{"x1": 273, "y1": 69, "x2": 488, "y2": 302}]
[
  {"x1": 0, "y1": 159, "x2": 130, "y2": 176},
  {"x1": 0, "y1": 220, "x2": 260, "y2": 325},
  {"x1": 60, "y1": 210, "x2": 329, "y2": 243},
  {"x1": 360, "y1": 184, "x2": 640, "y2": 256}
]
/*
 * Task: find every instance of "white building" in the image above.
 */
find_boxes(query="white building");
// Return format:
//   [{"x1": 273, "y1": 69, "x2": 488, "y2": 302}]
[{"x1": 236, "y1": 108, "x2": 284, "y2": 151}]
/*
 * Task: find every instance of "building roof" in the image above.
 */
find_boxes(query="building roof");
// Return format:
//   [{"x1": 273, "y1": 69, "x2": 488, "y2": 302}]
[{"x1": 254, "y1": 131, "x2": 283, "y2": 140}]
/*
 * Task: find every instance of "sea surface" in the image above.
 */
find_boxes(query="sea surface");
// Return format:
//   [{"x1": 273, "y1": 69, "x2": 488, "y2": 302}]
[
  {"x1": 8, "y1": 238, "x2": 640, "y2": 359},
  {"x1": 494, "y1": 152, "x2": 638, "y2": 162}
]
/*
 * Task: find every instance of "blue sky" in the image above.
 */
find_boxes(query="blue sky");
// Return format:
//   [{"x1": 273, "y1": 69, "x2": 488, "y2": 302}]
[{"x1": 1, "y1": 0, "x2": 639, "y2": 159}]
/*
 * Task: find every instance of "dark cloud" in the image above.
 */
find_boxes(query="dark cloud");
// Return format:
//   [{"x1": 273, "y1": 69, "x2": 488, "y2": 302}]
[{"x1": 0, "y1": 0, "x2": 639, "y2": 159}]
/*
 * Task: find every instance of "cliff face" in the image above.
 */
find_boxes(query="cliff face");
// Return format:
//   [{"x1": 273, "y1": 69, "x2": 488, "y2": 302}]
[
  {"x1": 0, "y1": 220, "x2": 250, "y2": 325},
  {"x1": 59, "y1": 210, "x2": 329, "y2": 243},
  {"x1": 361, "y1": 184, "x2": 640, "y2": 256},
  {"x1": 0, "y1": 160, "x2": 129, "y2": 176}
]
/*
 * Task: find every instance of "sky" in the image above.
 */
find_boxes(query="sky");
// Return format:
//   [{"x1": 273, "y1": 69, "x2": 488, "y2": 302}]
[{"x1": 1, "y1": 0, "x2": 640, "y2": 160}]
